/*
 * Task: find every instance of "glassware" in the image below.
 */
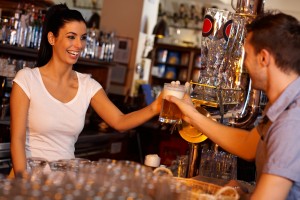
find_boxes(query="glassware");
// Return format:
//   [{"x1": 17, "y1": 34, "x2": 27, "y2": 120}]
[
  {"x1": 199, "y1": 149, "x2": 237, "y2": 181},
  {"x1": 191, "y1": 8, "x2": 253, "y2": 106},
  {"x1": 48, "y1": 160, "x2": 68, "y2": 172},
  {"x1": 0, "y1": 157, "x2": 241, "y2": 199},
  {"x1": 159, "y1": 83, "x2": 186, "y2": 124},
  {"x1": 26, "y1": 157, "x2": 48, "y2": 181}
]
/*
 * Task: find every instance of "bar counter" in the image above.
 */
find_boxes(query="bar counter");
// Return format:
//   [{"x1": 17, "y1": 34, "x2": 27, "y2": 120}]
[{"x1": 0, "y1": 117, "x2": 141, "y2": 175}]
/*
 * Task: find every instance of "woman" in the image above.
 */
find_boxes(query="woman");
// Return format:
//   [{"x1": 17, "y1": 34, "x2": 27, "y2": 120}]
[{"x1": 10, "y1": 4, "x2": 162, "y2": 176}]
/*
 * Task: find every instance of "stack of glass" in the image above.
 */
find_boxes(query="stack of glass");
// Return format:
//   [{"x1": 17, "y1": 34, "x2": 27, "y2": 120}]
[{"x1": 0, "y1": 158, "x2": 192, "y2": 200}]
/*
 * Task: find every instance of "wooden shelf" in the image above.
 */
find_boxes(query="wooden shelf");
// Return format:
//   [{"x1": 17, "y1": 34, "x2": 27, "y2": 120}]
[
  {"x1": 0, "y1": 0, "x2": 53, "y2": 14},
  {"x1": 150, "y1": 42, "x2": 201, "y2": 86}
]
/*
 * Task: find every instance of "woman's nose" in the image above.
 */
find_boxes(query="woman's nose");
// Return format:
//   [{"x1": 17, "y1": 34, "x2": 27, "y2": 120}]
[{"x1": 75, "y1": 39, "x2": 85, "y2": 49}]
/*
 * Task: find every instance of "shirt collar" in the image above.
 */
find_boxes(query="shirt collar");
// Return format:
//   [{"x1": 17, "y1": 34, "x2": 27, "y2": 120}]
[{"x1": 267, "y1": 77, "x2": 300, "y2": 122}]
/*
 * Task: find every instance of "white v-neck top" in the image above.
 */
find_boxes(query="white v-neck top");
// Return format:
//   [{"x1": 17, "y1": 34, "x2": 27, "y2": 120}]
[{"x1": 13, "y1": 67, "x2": 102, "y2": 161}]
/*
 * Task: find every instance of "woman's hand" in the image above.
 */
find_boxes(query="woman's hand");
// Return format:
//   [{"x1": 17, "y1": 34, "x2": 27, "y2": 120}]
[{"x1": 150, "y1": 90, "x2": 163, "y2": 115}]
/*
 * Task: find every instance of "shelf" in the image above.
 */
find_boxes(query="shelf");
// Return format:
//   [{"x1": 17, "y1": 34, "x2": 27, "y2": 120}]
[
  {"x1": 155, "y1": 42, "x2": 201, "y2": 52},
  {"x1": 0, "y1": 44, "x2": 37, "y2": 60},
  {"x1": 150, "y1": 42, "x2": 201, "y2": 87},
  {"x1": 0, "y1": 0, "x2": 53, "y2": 13},
  {"x1": 154, "y1": 62, "x2": 188, "y2": 69}
]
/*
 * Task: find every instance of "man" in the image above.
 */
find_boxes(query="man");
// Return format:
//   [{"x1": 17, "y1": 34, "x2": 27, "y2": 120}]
[{"x1": 167, "y1": 12, "x2": 300, "y2": 199}]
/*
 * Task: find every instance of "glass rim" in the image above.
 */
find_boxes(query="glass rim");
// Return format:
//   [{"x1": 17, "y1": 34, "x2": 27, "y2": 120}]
[{"x1": 163, "y1": 83, "x2": 186, "y2": 90}]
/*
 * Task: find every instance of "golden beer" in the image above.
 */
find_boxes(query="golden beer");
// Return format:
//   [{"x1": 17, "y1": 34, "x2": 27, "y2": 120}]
[
  {"x1": 159, "y1": 83, "x2": 185, "y2": 124},
  {"x1": 159, "y1": 99, "x2": 182, "y2": 123}
]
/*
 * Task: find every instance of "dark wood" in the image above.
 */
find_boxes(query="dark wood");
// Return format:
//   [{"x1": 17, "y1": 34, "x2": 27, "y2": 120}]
[
  {"x1": 75, "y1": 60, "x2": 113, "y2": 91},
  {"x1": 150, "y1": 42, "x2": 201, "y2": 87},
  {"x1": 0, "y1": 0, "x2": 53, "y2": 13}
]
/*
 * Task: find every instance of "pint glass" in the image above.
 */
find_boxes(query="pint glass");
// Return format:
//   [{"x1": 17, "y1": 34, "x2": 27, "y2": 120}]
[{"x1": 159, "y1": 83, "x2": 185, "y2": 124}]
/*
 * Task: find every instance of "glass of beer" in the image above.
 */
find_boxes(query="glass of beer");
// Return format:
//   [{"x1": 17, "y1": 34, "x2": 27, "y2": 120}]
[{"x1": 159, "y1": 83, "x2": 186, "y2": 124}]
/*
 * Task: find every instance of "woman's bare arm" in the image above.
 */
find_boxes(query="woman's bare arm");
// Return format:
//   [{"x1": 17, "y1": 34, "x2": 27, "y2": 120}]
[{"x1": 10, "y1": 83, "x2": 29, "y2": 175}]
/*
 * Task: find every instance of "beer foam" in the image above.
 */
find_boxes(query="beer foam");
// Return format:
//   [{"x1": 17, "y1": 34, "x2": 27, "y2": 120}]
[{"x1": 163, "y1": 88, "x2": 185, "y2": 99}]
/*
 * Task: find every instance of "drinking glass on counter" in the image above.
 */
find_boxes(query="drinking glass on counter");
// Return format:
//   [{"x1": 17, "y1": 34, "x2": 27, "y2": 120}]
[
  {"x1": 159, "y1": 83, "x2": 186, "y2": 124},
  {"x1": 199, "y1": 149, "x2": 237, "y2": 181},
  {"x1": 48, "y1": 160, "x2": 68, "y2": 172},
  {"x1": 26, "y1": 157, "x2": 48, "y2": 181}
]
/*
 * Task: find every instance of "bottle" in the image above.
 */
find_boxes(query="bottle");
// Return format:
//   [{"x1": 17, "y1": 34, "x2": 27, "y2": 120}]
[
  {"x1": 108, "y1": 32, "x2": 115, "y2": 62},
  {"x1": 30, "y1": 9, "x2": 41, "y2": 49},
  {"x1": 98, "y1": 31, "x2": 106, "y2": 61},
  {"x1": 8, "y1": 16, "x2": 18, "y2": 45},
  {"x1": 17, "y1": 13, "x2": 28, "y2": 47},
  {"x1": 37, "y1": 10, "x2": 45, "y2": 49},
  {"x1": 103, "y1": 33, "x2": 110, "y2": 61},
  {"x1": 33, "y1": 9, "x2": 43, "y2": 49},
  {"x1": 25, "y1": 5, "x2": 35, "y2": 48},
  {"x1": 1, "y1": 18, "x2": 9, "y2": 44}
]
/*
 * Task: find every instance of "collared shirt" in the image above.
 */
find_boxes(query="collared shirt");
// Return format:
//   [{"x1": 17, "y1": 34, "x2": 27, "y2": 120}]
[{"x1": 256, "y1": 77, "x2": 300, "y2": 199}]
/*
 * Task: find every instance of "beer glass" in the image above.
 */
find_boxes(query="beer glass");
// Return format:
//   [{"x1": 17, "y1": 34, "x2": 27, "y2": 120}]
[{"x1": 159, "y1": 83, "x2": 186, "y2": 124}]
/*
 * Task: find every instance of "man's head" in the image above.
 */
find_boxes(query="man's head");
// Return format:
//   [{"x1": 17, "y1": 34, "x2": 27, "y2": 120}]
[{"x1": 246, "y1": 12, "x2": 300, "y2": 75}]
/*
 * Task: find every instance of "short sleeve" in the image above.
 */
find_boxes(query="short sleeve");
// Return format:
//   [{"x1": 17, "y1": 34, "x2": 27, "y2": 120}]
[
  {"x1": 264, "y1": 118, "x2": 300, "y2": 182},
  {"x1": 77, "y1": 72, "x2": 103, "y2": 99},
  {"x1": 88, "y1": 76, "x2": 103, "y2": 98},
  {"x1": 12, "y1": 68, "x2": 32, "y2": 99}
]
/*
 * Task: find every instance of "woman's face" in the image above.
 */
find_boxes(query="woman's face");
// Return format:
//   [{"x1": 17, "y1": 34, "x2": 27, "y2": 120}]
[{"x1": 52, "y1": 21, "x2": 87, "y2": 65}]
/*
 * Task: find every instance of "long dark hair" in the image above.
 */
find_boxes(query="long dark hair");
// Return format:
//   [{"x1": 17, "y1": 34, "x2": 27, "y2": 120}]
[
  {"x1": 246, "y1": 12, "x2": 300, "y2": 75},
  {"x1": 36, "y1": 4, "x2": 86, "y2": 67}
]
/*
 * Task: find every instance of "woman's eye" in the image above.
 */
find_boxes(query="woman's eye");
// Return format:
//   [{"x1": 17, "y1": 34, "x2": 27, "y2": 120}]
[
  {"x1": 68, "y1": 35, "x2": 76, "y2": 39},
  {"x1": 81, "y1": 35, "x2": 87, "y2": 41}
]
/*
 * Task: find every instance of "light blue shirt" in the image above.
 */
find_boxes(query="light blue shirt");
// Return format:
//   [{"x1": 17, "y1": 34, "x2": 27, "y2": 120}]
[{"x1": 256, "y1": 77, "x2": 300, "y2": 199}]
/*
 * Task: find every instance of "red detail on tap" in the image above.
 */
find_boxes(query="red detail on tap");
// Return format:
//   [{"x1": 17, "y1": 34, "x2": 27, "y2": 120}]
[
  {"x1": 223, "y1": 20, "x2": 233, "y2": 41},
  {"x1": 202, "y1": 15, "x2": 214, "y2": 37}
]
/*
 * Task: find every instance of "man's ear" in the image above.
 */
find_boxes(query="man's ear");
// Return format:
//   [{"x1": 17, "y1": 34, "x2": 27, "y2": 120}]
[
  {"x1": 47, "y1": 32, "x2": 55, "y2": 45},
  {"x1": 259, "y1": 49, "x2": 271, "y2": 67}
]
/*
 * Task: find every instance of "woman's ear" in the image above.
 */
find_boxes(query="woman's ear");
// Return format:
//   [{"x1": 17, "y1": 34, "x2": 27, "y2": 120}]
[{"x1": 47, "y1": 32, "x2": 55, "y2": 45}]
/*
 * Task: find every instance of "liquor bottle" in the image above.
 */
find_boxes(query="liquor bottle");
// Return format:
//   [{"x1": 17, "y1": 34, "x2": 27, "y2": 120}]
[
  {"x1": 1, "y1": 18, "x2": 9, "y2": 44},
  {"x1": 33, "y1": 10, "x2": 43, "y2": 49},
  {"x1": 103, "y1": 33, "x2": 110, "y2": 61},
  {"x1": 8, "y1": 17, "x2": 18, "y2": 45},
  {"x1": 37, "y1": 10, "x2": 45, "y2": 49},
  {"x1": 108, "y1": 32, "x2": 115, "y2": 62},
  {"x1": 98, "y1": 31, "x2": 106, "y2": 61},
  {"x1": 15, "y1": 3, "x2": 26, "y2": 47},
  {"x1": 25, "y1": 5, "x2": 35, "y2": 48},
  {"x1": 30, "y1": 9, "x2": 41, "y2": 49},
  {"x1": 17, "y1": 14, "x2": 28, "y2": 47}
]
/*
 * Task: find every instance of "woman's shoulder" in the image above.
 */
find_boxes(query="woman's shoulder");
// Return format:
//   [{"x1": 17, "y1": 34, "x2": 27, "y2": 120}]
[
  {"x1": 76, "y1": 71, "x2": 92, "y2": 79},
  {"x1": 16, "y1": 67, "x2": 38, "y2": 76},
  {"x1": 15, "y1": 67, "x2": 39, "y2": 79},
  {"x1": 75, "y1": 71, "x2": 94, "y2": 84},
  {"x1": 75, "y1": 71, "x2": 102, "y2": 89}
]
